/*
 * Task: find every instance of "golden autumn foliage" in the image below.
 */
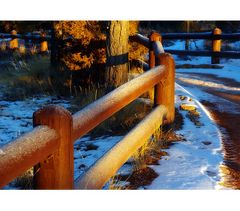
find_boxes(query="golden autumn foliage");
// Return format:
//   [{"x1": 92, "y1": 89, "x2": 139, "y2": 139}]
[
  {"x1": 129, "y1": 21, "x2": 148, "y2": 61},
  {"x1": 54, "y1": 21, "x2": 106, "y2": 71},
  {"x1": 54, "y1": 21, "x2": 148, "y2": 71}
]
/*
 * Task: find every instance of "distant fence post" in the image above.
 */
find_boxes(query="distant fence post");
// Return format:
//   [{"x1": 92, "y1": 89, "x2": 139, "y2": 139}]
[
  {"x1": 148, "y1": 32, "x2": 162, "y2": 103},
  {"x1": 33, "y1": 105, "x2": 73, "y2": 189},
  {"x1": 40, "y1": 31, "x2": 48, "y2": 53},
  {"x1": 155, "y1": 53, "x2": 175, "y2": 124},
  {"x1": 212, "y1": 27, "x2": 222, "y2": 64},
  {"x1": 149, "y1": 31, "x2": 162, "y2": 68},
  {"x1": 10, "y1": 30, "x2": 18, "y2": 50}
]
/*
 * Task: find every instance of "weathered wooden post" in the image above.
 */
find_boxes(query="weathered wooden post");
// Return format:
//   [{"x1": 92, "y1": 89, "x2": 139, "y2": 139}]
[
  {"x1": 149, "y1": 31, "x2": 162, "y2": 68},
  {"x1": 211, "y1": 27, "x2": 222, "y2": 64},
  {"x1": 40, "y1": 31, "x2": 48, "y2": 53},
  {"x1": 33, "y1": 105, "x2": 73, "y2": 189},
  {"x1": 19, "y1": 44, "x2": 26, "y2": 54},
  {"x1": 155, "y1": 53, "x2": 175, "y2": 124},
  {"x1": 148, "y1": 32, "x2": 162, "y2": 103},
  {"x1": 9, "y1": 30, "x2": 18, "y2": 50}
]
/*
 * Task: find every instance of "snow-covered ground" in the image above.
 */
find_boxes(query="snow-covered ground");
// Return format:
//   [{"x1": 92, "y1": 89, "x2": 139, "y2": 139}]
[
  {"x1": 0, "y1": 95, "x2": 124, "y2": 188},
  {"x1": 145, "y1": 39, "x2": 240, "y2": 190},
  {"x1": 146, "y1": 83, "x2": 224, "y2": 189},
  {"x1": 0, "y1": 97, "x2": 70, "y2": 147}
]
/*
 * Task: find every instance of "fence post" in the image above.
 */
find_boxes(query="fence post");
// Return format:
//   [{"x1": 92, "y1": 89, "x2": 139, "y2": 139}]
[
  {"x1": 33, "y1": 105, "x2": 73, "y2": 189},
  {"x1": 155, "y1": 53, "x2": 175, "y2": 124},
  {"x1": 211, "y1": 27, "x2": 222, "y2": 64},
  {"x1": 149, "y1": 31, "x2": 162, "y2": 68},
  {"x1": 148, "y1": 32, "x2": 162, "y2": 103},
  {"x1": 40, "y1": 31, "x2": 48, "y2": 53},
  {"x1": 10, "y1": 30, "x2": 18, "y2": 50}
]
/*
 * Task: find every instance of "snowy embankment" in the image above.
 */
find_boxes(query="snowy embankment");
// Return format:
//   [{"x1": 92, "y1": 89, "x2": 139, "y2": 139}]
[
  {"x1": 146, "y1": 84, "x2": 224, "y2": 189},
  {"x1": 146, "y1": 38, "x2": 239, "y2": 189}
]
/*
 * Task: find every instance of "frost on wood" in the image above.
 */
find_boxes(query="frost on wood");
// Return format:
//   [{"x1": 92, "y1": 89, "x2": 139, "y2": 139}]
[
  {"x1": 73, "y1": 66, "x2": 166, "y2": 140},
  {"x1": 0, "y1": 126, "x2": 59, "y2": 187},
  {"x1": 75, "y1": 105, "x2": 167, "y2": 189}
]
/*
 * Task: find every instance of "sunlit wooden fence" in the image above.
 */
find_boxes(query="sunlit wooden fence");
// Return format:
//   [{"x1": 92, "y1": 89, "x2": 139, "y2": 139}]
[
  {"x1": 1, "y1": 27, "x2": 240, "y2": 64},
  {"x1": 159, "y1": 28, "x2": 240, "y2": 64},
  {"x1": 0, "y1": 30, "x2": 50, "y2": 53},
  {"x1": 1, "y1": 26, "x2": 239, "y2": 189},
  {"x1": 0, "y1": 32, "x2": 175, "y2": 189}
]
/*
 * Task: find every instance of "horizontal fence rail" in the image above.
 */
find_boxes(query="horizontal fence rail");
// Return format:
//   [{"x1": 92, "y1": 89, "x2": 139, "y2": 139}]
[
  {"x1": 161, "y1": 32, "x2": 240, "y2": 40},
  {"x1": 0, "y1": 33, "x2": 51, "y2": 41},
  {"x1": 72, "y1": 65, "x2": 167, "y2": 141},
  {"x1": 75, "y1": 105, "x2": 167, "y2": 189},
  {"x1": 0, "y1": 126, "x2": 59, "y2": 187},
  {"x1": 129, "y1": 34, "x2": 150, "y2": 48},
  {"x1": 146, "y1": 28, "x2": 240, "y2": 63}
]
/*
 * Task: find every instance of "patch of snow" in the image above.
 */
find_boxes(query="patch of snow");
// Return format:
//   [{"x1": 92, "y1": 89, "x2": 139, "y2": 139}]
[
  {"x1": 73, "y1": 135, "x2": 123, "y2": 180},
  {"x1": 0, "y1": 97, "x2": 70, "y2": 147},
  {"x1": 146, "y1": 83, "x2": 224, "y2": 190},
  {"x1": 176, "y1": 80, "x2": 240, "y2": 114},
  {"x1": 177, "y1": 65, "x2": 240, "y2": 83},
  {"x1": 177, "y1": 76, "x2": 240, "y2": 91}
]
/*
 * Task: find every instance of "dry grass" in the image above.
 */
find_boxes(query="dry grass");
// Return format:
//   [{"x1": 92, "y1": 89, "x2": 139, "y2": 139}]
[
  {"x1": 108, "y1": 174, "x2": 130, "y2": 190},
  {"x1": 10, "y1": 168, "x2": 34, "y2": 189},
  {"x1": 131, "y1": 126, "x2": 164, "y2": 171},
  {"x1": 109, "y1": 119, "x2": 185, "y2": 190},
  {"x1": 0, "y1": 54, "x2": 81, "y2": 101}
]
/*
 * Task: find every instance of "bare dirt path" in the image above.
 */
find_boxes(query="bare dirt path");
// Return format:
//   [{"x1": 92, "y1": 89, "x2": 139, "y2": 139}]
[{"x1": 176, "y1": 72, "x2": 240, "y2": 189}]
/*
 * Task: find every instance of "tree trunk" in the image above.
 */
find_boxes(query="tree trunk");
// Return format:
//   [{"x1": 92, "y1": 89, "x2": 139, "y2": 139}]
[{"x1": 105, "y1": 21, "x2": 129, "y2": 90}]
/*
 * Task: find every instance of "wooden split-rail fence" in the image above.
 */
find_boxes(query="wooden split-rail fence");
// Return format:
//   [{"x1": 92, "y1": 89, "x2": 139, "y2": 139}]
[
  {"x1": 0, "y1": 27, "x2": 239, "y2": 189},
  {"x1": 0, "y1": 31, "x2": 174, "y2": 189},
  {"x1": 131, "y1": 28, "x2": 240, "y2": 64},
  {"x1": 0, "y1": 30, "x2": 50, "y2": 53},
  {"x1": 1, "y1": 27, "x2": 240, "y2": 63},
  {"x1": 161, "y1": 27, "x2": 240, "y2": 64}
]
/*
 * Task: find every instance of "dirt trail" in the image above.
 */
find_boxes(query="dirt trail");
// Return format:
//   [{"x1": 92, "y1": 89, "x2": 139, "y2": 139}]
[{"x1": 176, "y1": 72, "x2": 240, "y2": 189}]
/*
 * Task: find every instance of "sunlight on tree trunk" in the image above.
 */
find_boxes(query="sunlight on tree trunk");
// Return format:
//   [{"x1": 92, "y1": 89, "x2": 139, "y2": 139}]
[{"x1": 105, "y1": 21, "x2": 129, "y2": 89}]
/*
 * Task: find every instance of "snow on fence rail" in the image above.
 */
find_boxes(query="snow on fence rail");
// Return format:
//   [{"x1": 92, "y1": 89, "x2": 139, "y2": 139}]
[
  {"x1": 75, "y1": 105, "x2": 167, "y2": 189},
  {"x1": 0, "y1": 32, "x2": 175, "y2": 189}
]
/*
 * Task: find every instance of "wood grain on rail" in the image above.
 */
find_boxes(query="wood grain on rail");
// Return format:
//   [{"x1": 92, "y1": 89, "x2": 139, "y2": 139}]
[
  {"x1": 0, "y1": 126, "x2": 59, "y2": 188},
  {"x1": 72, "y1": 66, "x2": 167, "y2": 141},
  {"x1": 75, "y1": 105, "x2": 167, "y2": 189}
]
